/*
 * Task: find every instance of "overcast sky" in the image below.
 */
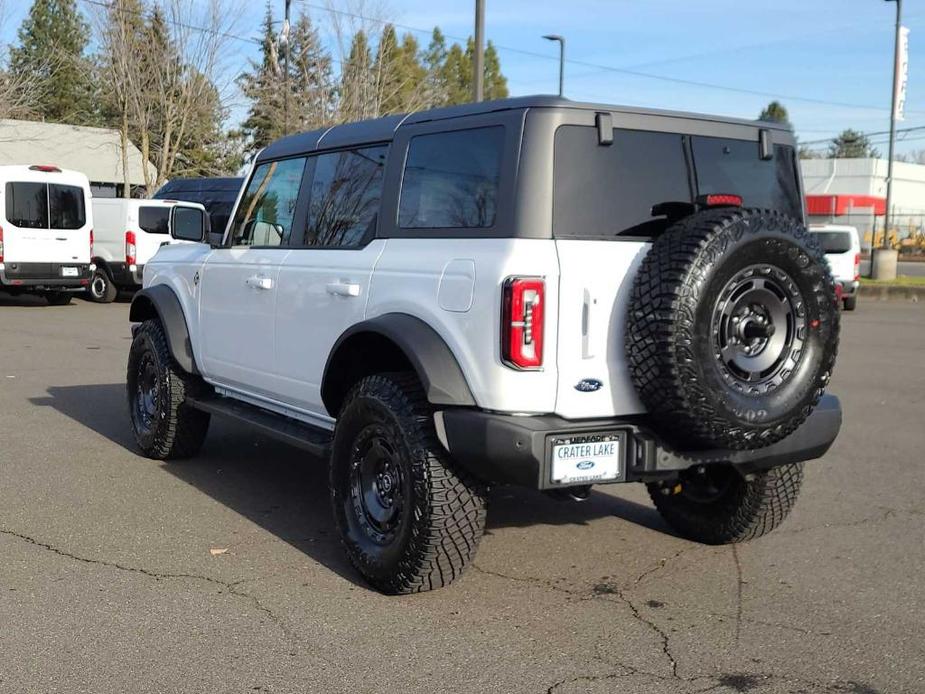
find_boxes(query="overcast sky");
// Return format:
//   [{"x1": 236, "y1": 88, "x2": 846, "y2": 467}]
[{"x1": 2, "y1": 0, "x2": 922, "y2": 153}]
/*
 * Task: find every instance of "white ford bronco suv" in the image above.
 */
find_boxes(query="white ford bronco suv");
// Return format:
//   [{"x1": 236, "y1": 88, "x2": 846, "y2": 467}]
[{"x1": 126, "y1": 97, "x2": 841, "y2": 594}]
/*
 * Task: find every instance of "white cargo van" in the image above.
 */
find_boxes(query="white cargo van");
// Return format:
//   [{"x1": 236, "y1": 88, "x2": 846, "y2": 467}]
[
  {"x1": 89, "y1": 198, "x2": 208, "y2": 303},
  {"x1": 0, "y1": 165, "x2": 93, "y2": 305},
  {"x1": 810, "y1": 224, "x2": 861, "y2": 311}
]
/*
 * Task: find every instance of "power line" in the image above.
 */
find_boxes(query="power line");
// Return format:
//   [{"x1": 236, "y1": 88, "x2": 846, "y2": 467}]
[{"x1": 799, "y1": 125, "x2": 925, "y2": 146}]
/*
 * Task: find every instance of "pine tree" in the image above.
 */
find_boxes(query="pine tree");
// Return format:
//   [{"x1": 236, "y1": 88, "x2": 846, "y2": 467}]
[
  {"x1": 437, "y1": 37, "x2": 508, "y2": 106},
  {"x1": 289, "y1": 12, "x2": 335, "y2": 132},
  {"x1": 340, "y1": 30, "x2": 373, "y2": 121},
  {"x1": 9, "y1": 0, "x2": 97, "y2": 124},
  {"x1": 238, "y1": 2, "x2": 287, "y2": 150},
  {"x1": 422, "y1": 28, "x2": 448, "y2": 107},
  {"x1": 828, "y1": 129, "x2": 879, "y2": 159},
  {"x1": 374, "y1": 26, "x2": 426, "y2": 114},
  {"x1": 482, "y1": 41, "x2": 508, "y2": 101},
  {"x1": 759, "y1": 101, "x2": 790, "y2": 127}
]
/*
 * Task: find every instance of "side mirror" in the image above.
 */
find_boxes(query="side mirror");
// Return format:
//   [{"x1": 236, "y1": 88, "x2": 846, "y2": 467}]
[{"x1": 170, "y1": 205, "x2": 209, "y2": 242}]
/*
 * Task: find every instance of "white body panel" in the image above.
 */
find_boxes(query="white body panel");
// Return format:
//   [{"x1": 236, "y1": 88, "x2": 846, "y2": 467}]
[
  {"x1": 0, "y1": 165, "x2": 91, "y2": 264},
  {"x1": 810, "y1": 224, "x2": 861, "y2": 283},
  {"x1": 367, "y1": 238, "x2": 561, "y2": 415},
  {"x1": 92, "y1": 198, "x2": 195, "y2": 267},
  {"x1": 554, "y1": 240, "x2": 649, "y2": 418}
]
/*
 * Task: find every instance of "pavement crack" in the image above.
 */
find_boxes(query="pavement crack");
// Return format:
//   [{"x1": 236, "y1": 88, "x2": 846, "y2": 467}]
[
  {"x1": 731, "y1": 545, "x2": 744, "y2": 645},
  {"x1": 0, "y1": 527, "x2": 292, "y2": 640},
  {"x1": 544, "y1": 669, "x2": 636, "y2": 693},
  {"x1": 631, "y1": 547, "x2": 694, "y2": 588}
]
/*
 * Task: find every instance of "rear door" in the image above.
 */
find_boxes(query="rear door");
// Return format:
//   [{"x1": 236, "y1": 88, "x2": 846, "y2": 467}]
[
  {"x1": 133, "y1": 202, "x2": 173, "y2": 264},
  {"x1": 198, "y1": 157, "x2": 307, "y2": 399},
  {"x1": 273, "y1": 144, "x2": 389, "y2": 417},
  {"x1": 3, "y1": 178, "x2": 90, "y2": 264},
  {"x1": 812, "y1": 230, "x2": 856, "y2": 281}
]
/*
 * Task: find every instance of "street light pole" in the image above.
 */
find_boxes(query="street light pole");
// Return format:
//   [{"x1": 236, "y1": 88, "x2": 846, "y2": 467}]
[
  {"x1": 543, "y1": 34, "x2": 565, "y2": 97},
  {"x1": 473, "y1": 0, "x2": 485, "y2": 102}
]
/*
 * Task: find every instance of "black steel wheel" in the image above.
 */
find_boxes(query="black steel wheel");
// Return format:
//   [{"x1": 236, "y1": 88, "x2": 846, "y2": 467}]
[
  {"x1": 330, "y1": 373, "x2": 487, "y2": 594},
  {"x1": 627, "y1": 208, "x2": 839, "y2": 450},
  {"x1": 126, "y1": 319, "x2": 210, "y2": 459}
]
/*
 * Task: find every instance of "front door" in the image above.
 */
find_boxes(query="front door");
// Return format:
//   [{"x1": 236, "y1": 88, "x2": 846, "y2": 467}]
[
  {"x1": 198, "y1": 157, "x2": 308, "y2": 400},
  {"x1": 273, "y1": 145, "x2": 389, "y2": 418}
]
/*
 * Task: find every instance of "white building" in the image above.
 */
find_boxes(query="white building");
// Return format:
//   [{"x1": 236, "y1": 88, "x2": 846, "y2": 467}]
[
  {"x1": 0, "y1": 119, "x2": 154, "y2": 197},
  {"x1": 801, "y1": 158, "x2": 925, "y2": 246}
]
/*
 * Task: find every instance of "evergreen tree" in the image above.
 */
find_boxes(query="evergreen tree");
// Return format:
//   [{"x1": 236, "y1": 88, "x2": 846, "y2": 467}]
[
  {"x1": 238, "y1": 3, "x2": 287, "y2": 150},
  {"x1": 374, "y1": 26, "x2": 425, "y2": 114},
  {"x1": 340, "y1": 30, "x2": 373, "y2": 121},
  {"x1": 10, "y1": 0, "x2": 96, "y2": 124},
  {"x1": 759, "y1": 101, "x2": 791, "y2": 127},
  {"x1": 828, "y1": 129, "x2": 879, "y2": 159},
  {"x1": 482, "y1": 41, "x2": 508, "y2": 101},
  {"x1": 437, "y1": 37, "x2": 508, "y2": 106},
  {"x1": 422, "y1": 28, "x2": 448, "y2": 107},
  {"x1": 289, "y1": 12, "x2": 335, "y2": 132}
]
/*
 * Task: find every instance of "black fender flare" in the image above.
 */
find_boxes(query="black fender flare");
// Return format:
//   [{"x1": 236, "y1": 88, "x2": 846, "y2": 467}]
[
  {"x1": 129, "y1": 284, "x2": 199, "y2": 375},
  {"x1": 322, "y1": 313, "x2": 476, "y2": 412}
]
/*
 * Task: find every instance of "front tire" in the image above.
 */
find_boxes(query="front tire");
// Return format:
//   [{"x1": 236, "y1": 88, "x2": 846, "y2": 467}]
[
  {"x1": 648, "y1": 463, "x2": 804, "y2": 544},
  {"x1": 87, "y1": 268, "x2": 118, "y2": 303},
  {"x1": 126, "y1": 319, "x2": 210, "y2": 459},
  {"x1": 330, "y1": 373, "x2": 487, "y2": 594}
]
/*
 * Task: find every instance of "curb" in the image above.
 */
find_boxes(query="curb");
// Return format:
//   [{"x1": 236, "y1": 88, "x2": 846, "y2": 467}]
[{"x1": 859, "y1": 284, "x2": 925, "y2": 302}]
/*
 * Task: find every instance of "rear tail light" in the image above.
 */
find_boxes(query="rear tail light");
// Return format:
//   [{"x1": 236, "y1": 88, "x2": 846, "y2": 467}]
[
  {"x1": 0, "y1": 226, "x2": 4, "y2": 263},
  {"x1": 501, "y1": 277, "x2": 545, "y2": 369},
  {"x1": 854, "y1": 253, "x2": 861, "y2": 281},
  {"x1": 29, "y1": 164, "x2": 61, "y2": 173},
  {"x1": 125, "y1": 231, "x2": 137, "y2": 266},
  {"x1": 698, "y1": 193, "x2": 743, "y2": 208},
  {"x1": 89, "y1": 229, "x2": 94, "y2": 259}
]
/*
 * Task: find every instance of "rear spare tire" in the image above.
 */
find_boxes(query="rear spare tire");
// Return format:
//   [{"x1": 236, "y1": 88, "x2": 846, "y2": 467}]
[{"x1": 626, "y1": 208, "x2": 838, "y2": 450}]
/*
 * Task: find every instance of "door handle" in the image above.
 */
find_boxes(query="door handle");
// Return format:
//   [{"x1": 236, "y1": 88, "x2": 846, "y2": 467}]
[
  {"x1": 245, "y1": 275, "x2": 274, "y2": 290},
  {"x1": 326, "y1": 281, "x2": 361, "y2": 297}
]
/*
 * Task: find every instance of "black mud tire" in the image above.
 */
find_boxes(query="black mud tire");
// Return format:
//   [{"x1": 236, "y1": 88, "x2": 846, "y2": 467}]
[
  {"x1": 126, "y1": 319, "x2": 210, "y2": 460},
  {"x1": 843, "y1": 296, "x2": 857, "y2": 312},
  {"x1": 330, "y1": 373, "x2": 487, "y2": 594},
  {"x1": 626, "y1": 208, "x2": 839, "y2": 450},
  {"x1": 647, "y1": 463, "x2": 804, "y2": 544},
  {"x1": 44, "y1": 291, "x2": 73, "y2": 306},
  {"x1": 87, "y1": 267, "x2": 118, "y2": 303}
]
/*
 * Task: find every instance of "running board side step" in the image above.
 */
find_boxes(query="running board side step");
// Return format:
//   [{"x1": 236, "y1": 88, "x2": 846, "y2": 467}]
[{"x1": 186, "y1": 394, "x2": 332, "y2": 459}]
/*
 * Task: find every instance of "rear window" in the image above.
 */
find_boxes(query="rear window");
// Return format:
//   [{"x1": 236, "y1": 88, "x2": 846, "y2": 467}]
[
  {"x1": 553, "y1": 126, "x2": 801, "y2": 239},
  {"x1": 812, "y1": 231, "x2": 853, "y2": 254},
  {"x1": 4, "y1": 182, "x2": 85, "y2": 230},
  {"x1": 399, "y1": 126, "x2": 504, "y2": 229},
  {"x1": 139, "y1": 206, "x2": 170, "y2": 234}
]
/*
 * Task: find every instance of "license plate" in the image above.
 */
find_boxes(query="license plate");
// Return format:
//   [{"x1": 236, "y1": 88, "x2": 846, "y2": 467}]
[
  {"x1": 61, "y1": 266, "x2": 78, "y2": 277},
  {"x1": 551, "y1": 434, "x2": 621, "y2": 484}
]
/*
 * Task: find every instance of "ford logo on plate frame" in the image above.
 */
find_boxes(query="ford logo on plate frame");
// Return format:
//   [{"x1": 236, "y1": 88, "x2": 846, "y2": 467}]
[
  {"x1": 576, "y1": 460, "x2": 595, "y2": 470},
  {"x1": 574, "y1": 378, "x2": 603, "y2": 392}
]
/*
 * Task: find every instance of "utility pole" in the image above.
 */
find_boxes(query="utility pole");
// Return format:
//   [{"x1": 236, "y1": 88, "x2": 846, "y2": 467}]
[
  {"x1": 282, "y1": 0, "x2": 292, "y2": 134},
  {"x1": 542, "y1": 34, "x2": 565, "y2": 97},
  {"x1": 473, "y1": 0, "x2": 485, "y2": 102},
  {"x1": 874, "y1": 0, "x2": 904, "y2": 279}
]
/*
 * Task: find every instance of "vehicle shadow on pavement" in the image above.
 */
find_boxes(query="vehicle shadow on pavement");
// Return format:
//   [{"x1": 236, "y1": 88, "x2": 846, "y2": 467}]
[
  {"x1": 0, "y1": 291, "x2": 61, "y2": 308},
  {"x1": 31, "y1": 383, "x2": 671, "y2": 587}
]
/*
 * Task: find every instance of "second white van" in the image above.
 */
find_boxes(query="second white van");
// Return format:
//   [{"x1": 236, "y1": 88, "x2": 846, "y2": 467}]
[{"x1": 89, "y1": 198, "x2": 207, "y2": 302}]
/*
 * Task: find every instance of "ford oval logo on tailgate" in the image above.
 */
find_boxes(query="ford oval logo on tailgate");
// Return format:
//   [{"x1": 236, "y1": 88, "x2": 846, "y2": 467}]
[
  {"x1": 575, "y1": 378, "x2": 603, "y2": 392},
  {"x1": 576, "y1": 461, "x2": 595, "y2": 470}
]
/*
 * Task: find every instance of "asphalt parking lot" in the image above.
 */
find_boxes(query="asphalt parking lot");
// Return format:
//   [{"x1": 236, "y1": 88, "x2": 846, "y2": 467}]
[{"x1": 0, "y1": 294, "x2": 922, "y2": 694}]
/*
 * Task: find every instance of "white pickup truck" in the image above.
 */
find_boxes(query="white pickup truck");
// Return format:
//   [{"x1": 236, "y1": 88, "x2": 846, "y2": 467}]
[{"x1": 125, "y1": 96, "x2": 842, "y2": 594}]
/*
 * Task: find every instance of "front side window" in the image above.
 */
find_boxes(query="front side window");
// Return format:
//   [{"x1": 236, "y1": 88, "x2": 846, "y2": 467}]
[
  {"x1": 303, "y1": 145, "x2": 387, "y2": 247},
  {"x1": 230, "y1": 157, "x2": 307, "y2": 247},
  {"x1": 48, "y1": 184, "x2": 86, "y2": 230},
  {"x1": 399, "y1": 126, "x2": 504, "y2": 229},
  {"x1": 139, "y1": 206, "x2": 170, "y2": 234},
  {"x1": 5, "y1": 182, "x2": 48, "y2": 229}
]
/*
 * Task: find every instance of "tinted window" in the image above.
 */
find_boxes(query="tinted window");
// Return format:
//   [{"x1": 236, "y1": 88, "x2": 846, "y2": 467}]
[
  {"x1": 553, "y1": 126, "x2": 692, "y2": 238},
  {"x1": 173, "y1": 207, "x2": 205, "y2": 241},
  {"x1": 49, "y1": 184, "x2": 86, "y2": 229},
  {"x1": 399, "y1": 126, "x2": 503, "y2": 229},
  {"x1": 812, "y1": 231, "x2": 853, "y2": 254},
  {"x1": 692, "y1": 137, "x2": 801, "y2": 218},
  {"x1": 5, "y1": 182, "x2": 48, "y2": 228},
  {"x1": 139, "y1": 206, "x2": 169, "y2": 234},
  {"x1": 230, "y1": 157, "x2": 306, "y2": 247},
  {"x1": 303, "y1": 145, "x2": 387, "y2": 247}
]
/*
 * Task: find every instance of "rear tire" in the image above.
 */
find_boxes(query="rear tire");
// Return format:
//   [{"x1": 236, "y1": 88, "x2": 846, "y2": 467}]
[
  {"x1": 330, "y1": 373, "x2": 487, "y2": 594},
  {"x1": 843, "y1": 296, "x2": 857, "y2": 311},
  {"x1": 648, "y1": 463, "x2": 804, "y2": 544},
  {"x1": 126, "y1": 319, "x2": 210, "y2": 459},
  {"x1": 44, "y1": 291, "x2": 73, "y2": 306},
  {"x1": 87, "y1": 268, "x2": 118, "y2": 303}
]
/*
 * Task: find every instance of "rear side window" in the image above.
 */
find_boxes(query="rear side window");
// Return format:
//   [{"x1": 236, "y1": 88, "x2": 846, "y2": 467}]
[
  {"x1": 553, "y1": 127, "x2": 691, "y2": 238},
  {"x1": 692, "y1": 137, "x2": 801, "y2": 218},
  {"x1": 302, "y1": 145, "x2": 387, "y2": 247},
  {"x1": 812, "y1": 231, "x2": 853, "y2": 254},
  {"x1": 230, "y1": 157, "x2": 307, "y2": 247},
  {"x1": 399, "y1": 126, "x2": 503, "y2": 229},
  {"x1": 5, "y1": 182, "x2": 85, "y2": 229},
  {"x1": 139, "y1": 206, "x2": 169, "y2": 234},
  {"x1": 5, "y1": 182, "x2": 48, "y2": 228}
]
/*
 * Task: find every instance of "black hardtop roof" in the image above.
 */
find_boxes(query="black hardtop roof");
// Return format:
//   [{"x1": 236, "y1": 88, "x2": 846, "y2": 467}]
[
  {"x1": 257, "y1": 94, "x2": 791, "y2": 163},
  {"x1": 154, "y1": 177, "x2": 244, "y2": 196}
]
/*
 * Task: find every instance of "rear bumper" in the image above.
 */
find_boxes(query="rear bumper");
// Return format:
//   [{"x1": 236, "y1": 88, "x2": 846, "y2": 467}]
[
  {"x1": 437, "y1": 394, "x2": 842, "y2": 489},
  {"x1": 107, "y1": 262, "x2": 144, "y2": 288},
  {"x1": 838, "y1": 280, "x2": 860, "y2": 298},
  {"x1": 0, "y1": 262, "x2": 93, "y2": 289}
]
